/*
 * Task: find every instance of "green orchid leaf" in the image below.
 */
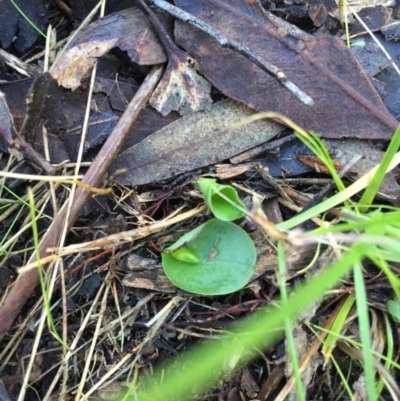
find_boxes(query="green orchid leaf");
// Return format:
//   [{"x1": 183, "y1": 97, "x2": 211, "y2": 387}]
[
  {"x1": 197, "y1": 177, "x2": 245, "y2": 221},
  {"x1": 162, "y1": 219, "x2": 257, "y2": 295}
]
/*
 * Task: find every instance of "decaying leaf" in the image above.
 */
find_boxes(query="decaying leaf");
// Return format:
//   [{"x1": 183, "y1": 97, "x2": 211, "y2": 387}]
[
  {"x1": 0, "y1": 84, "x2": 57, "y2": 173},
  {"x1": 330, "y1": 0, "x2": 395, "y2": 22},
  {"x1": 350, "y1": 6, "x2": 392, "y2": 35},
  {"x1": 298, "y1": 155, "x2": 343, "y2": 174},
  {"x1": 240, "y1": 368, "x2": 260, "y2": 399},
  {"x1": 137, "y1": 0, "x2": 212, "y2": 116},
  {"x1": 51, "y1": 8, "x2": 167, "y2": 89},
  {"x1": 123, "y1": 269, "x2": 178, "y2": 294},
  {"x1": 22, "y1": 73, "x2": 63, "y2": 143},
  {"x1": 0, "y1": 74, "x2": 178, "y2": 163},
  {"x1": 109, "y1": 100, "x2": 284, "y2": 186},
  {"x1": 308, "y1": 0, "x2": 328, "y2": 27},
  {"x1": 0, "y1": 92, "x2": 15, "y2": 149},
  {"x1": 149, "y1": 55, "x2": 212, "y2": 116},
  {"x1": 324, "y1": 139, "x2": 400, "y2": 202},
  {"x1": 174, "y1": 0, "x2": 398, "y2": 139}
]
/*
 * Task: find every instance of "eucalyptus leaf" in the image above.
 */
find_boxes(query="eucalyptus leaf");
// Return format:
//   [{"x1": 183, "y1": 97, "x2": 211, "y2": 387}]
[
  {"x1": 197, "y1": 177, "x2": 245, "y2": 221},
  {"x1": 161, "y1": 219, "x2": 256, "y2": 295}
]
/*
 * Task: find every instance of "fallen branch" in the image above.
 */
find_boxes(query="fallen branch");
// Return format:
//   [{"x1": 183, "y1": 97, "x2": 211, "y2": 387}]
[{"x1": 0, "y1": 65, "x2": 164, "y2": 341}]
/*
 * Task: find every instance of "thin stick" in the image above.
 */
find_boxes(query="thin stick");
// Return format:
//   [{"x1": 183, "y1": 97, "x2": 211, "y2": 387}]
[
  {"x1": 147, "y1": 0, "x2": 314, "y2": 106},
  {"x1": 0, "y1": 65, "x2": 164, "y2": 342}
]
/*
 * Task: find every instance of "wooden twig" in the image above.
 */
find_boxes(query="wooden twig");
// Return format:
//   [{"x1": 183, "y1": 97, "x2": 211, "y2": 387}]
[
  {"x1": 136, "y1": 0, "x2": 181, "y2": 60},
  {"x1": 147, "y1": 0, "x2": 314, "y2": 106},
  {"x1": 13, "y1": 135, "x2": 56, "y2": 175},
  {"x1": 0, "y1": 65, "x2": 164, "y2": 342}
]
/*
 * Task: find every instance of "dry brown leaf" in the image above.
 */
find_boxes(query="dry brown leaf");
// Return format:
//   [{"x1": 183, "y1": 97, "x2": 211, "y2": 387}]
[
  {"x1": 174, "y1": 0, "x2": 398, "y2": 139},
  {"x1": 137, "y1": 0, "x2": 213, "y2": 116},
  {"x1": 149, "y1": 57, "x2": 212, "y2": 116},
  {"x1": 51, "y1": 8, "x2": 166, "y2": 89},
  {"x1": 110, "y1": 100, "x2": 284, "y2": 186}
]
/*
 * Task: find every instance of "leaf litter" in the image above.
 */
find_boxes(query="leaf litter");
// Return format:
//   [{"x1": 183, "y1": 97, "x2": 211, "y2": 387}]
[
  {"x1": 173, "y1": 0, "x2": 397, "y2": 139},
  {"x1": 110, "y1": 99, "x2": 283, "y2": 185},
  {"x1": 1, "y1": 0, "x2": 400, "y2": 400}
]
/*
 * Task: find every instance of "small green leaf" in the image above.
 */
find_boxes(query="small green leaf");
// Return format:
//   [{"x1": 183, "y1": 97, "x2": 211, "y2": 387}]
[
  {"x1": 197, "y1": 178, "x2": 245, "y2": 221},
  {"x1": 350, "y1": 39, "x2": 366, "y2": 48},
  {"x1": 170, "y1": 248, "x2": 200, "y2": 264},
  {"x1": 162, "y1": 219, "x2": 257, "y2": 295},
  {"x1": 387, "y1": 300, "x2": 400, "y2": 323}
]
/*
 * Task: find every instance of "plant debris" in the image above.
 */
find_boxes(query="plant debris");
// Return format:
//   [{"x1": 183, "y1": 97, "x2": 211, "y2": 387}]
[
  {"x1": 1, "y1": 0, "x2": 400, "y2": 400},
  {"x1": 172, "y1": 0, "x2": 397, "y2": 139},
  {"x1": 51, "y1": 7, "x2": 167, "y2": 89},
  {"x1": 110, "y1": 100, "x2": 283, "y2": 186}
]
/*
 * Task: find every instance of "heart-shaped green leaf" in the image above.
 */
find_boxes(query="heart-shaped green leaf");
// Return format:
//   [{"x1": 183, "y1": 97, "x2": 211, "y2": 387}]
[
  {"x1": 161, "y1": 219, "x2": 257, "y2": 295},
  {"x1": 197, "y1": 178, "x2": 245, "y2": 221}
]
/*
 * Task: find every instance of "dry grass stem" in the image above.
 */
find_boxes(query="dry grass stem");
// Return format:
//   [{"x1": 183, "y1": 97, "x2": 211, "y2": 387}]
[{"x1": 48, "y1": 204, "x2": 207, "y2": 256}]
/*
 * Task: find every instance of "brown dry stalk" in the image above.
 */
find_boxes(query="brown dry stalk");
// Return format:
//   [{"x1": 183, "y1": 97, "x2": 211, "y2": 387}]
[{"x1": 0, "y1": 65, "x2": 164, "y2": 341}]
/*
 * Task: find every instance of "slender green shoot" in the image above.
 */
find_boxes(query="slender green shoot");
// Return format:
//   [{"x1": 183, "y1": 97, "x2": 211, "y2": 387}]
[
  {"x1": 27, "y1": 187, "x2": 69, "y2": 350},
  {"x1": 278, "y1": 241, "x2": 305, "y2": 400},
  {"x1": 2, "y1": 185, "x2": 52, "y2": 219},
  {"x1": 8, "y1": 0, "x2": 47, "y2": 38},
  {"x1": 368, "y1": 253, "x2": 400, "y2": 301},
  {"x1": 295, "y1": 129, "x2": 346, "y2": 194},
  {"x1": 311, "y1": 323, "x2": 400, "y2": 370},
  {"x1": 0, "y1": 204, "x2": 24, "y2": 253},
  {"x1": 295, "y1": 240, "x2": 322, "y2": 275},
  {"x1": 323, "y1": 294, "x2": 355, "y2": 361},
  {"x1": 121, "y1": 365, "x2": 139, "y2": 401},
  {"x1": 352, "y1": 260, "x2": 378, "y2": 400},
  {"x1": 277, "y1": 150, "x2": 400, "y2": 231},
  {"x1": 359, "y1": 123, "x2": 400, "y2": 212},
  {"x1": 332, "y1": 354, "x2": 355, "y2": 401},
  {"x1": 340, "y1": 0, "x2": 351, "y2": 49},
  {"x1": 307, "y1": 322, "x2": 356, "y2": 401},
  {"x1": 377, "y1": 314, "x2": 394, "y2": 394}
]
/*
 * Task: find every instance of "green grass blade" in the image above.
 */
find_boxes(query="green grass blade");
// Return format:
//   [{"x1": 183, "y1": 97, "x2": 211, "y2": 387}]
[
  {"x1": 359, "y1": 124, "x2": 400, "y2": 211},
  {"x1": 353, "y1": 260, "x2": 378, "y2": 400},
  {"x1": 323, "y1": 294, "x2": 355, "y2": 361},
  {"x1": 0, "y1": 205, "x2": 24, "y2": 249},
  {"x1": 8, "y1": 0, "x2": 47, "y2": 38},
  {"x1": 331, "y1": 355, "x2": 356, "y2": 401},
  {"x1": 377, "y1": 313, "x2": 394, "y2": 394},
  {"x1": 278, "y1": 241, "x2": 305, "y2": 400},
  {"x1": 27, "y1": 188, "x2": 68, "y2": 349},
  {"x1": 2, "y1": 184, "x2": 51, "y2": 218},
  {"x1": 340, "y1": 0, "x2": 351, "y2": 49},
  {"x1": 295, "y1": 130, "x2": 346, "y2": 194},
  {"x1": 368, "y1": 254, "x2": 400, "y2": 301},
  {"x1": 277, "y1": 151, "x2": 400, "y2": 231}
]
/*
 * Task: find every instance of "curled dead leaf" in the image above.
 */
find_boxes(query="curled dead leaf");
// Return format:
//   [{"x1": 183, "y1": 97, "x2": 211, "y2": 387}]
[{"x1": 51, "y1": 8, "x2": 166, "y2": 90}]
